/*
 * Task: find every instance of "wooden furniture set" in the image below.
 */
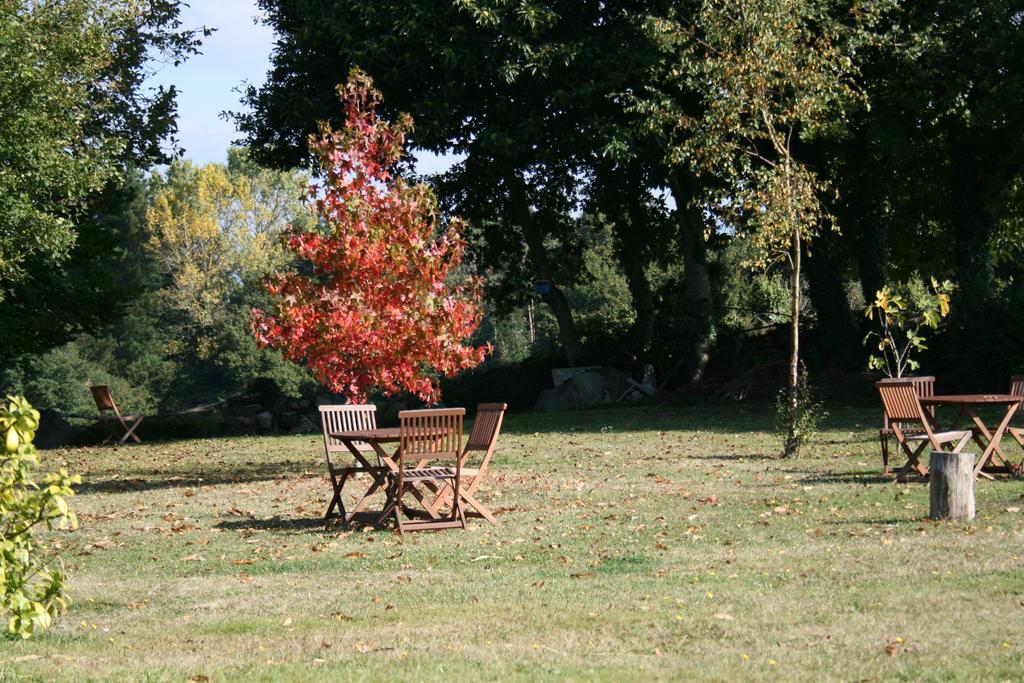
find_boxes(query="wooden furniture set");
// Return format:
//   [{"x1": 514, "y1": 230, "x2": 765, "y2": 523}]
[
  {"x1": 877, "y1": 377, "x2": 1024, "y2": 481},
  {"x1": 320, "y1": 402, "x2": 507, "y2": 534}
]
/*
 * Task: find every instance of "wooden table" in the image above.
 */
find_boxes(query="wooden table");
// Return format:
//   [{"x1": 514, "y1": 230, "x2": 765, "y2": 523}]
[
  {"x1": 919, "y1": 394, "x2": 1021, "y2": 479},
  {"x1": 329, "y1": 428, "x2": 443, "y2": 524}
]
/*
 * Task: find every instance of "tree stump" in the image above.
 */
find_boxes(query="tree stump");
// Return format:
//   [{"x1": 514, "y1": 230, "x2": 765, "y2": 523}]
[{"x1": 929, "y1": 451, "x2": 975, "y2": 521}]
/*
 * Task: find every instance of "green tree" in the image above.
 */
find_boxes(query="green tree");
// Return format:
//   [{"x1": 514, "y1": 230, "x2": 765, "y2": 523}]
[
  {"x1": 0, "y1": 0, "x2": 204, "y2": 290},
  {"x1": 0, "y1": 0, "x2": 206, "y2": 362},
  {"x1": 142, "y1": 149, "x2": 315, "y2": 402},
  {"x1": 683, "y1": 0, "x2": 863, "y2": 456},
  {"x1": 826, "y1": 1, "x2": 1024, "y2": 311}
]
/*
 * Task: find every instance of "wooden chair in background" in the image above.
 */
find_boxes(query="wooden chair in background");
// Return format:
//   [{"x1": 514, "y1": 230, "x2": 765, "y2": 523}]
[
  {"x1": 876, "y1": 380, "x2": 971, "y2": 481},
  {"x1": 91, "y1": 385, "x2": 145, "y2": 446},
  {"x1": 878, "y1": 376, "x2": 935, "y2": 473},
  {"x1": 381, "y1": 408, "x2": 465, "y2": 534},
  {"x1": 433, "y1": 402, "x2": 507, "y2": 524},
  {"x1": 318, "y1": 404, "x2": 377, "y2": 520}
]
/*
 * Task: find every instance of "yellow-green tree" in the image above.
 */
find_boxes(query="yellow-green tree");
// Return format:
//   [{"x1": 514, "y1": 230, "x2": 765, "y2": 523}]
[{"x1": 145, "y1": 149, "x2": 309, "y2": 360}]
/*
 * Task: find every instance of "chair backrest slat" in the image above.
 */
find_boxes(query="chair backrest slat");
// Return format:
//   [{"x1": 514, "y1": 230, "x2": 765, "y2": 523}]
[
  {"x1": 1010, "y1": 375, "x2": 1024, "y2": 398},
  {"x1": 466, "y1": 403, "x2": 508, "y2": 452},
  {"x1": 880, "y1": 376, "x2": 934, "y2": 428},
  {"x1": 877, "y1": 380, "x2": 927, "y2": 423},
  {"x1": 91, "y1": 385, "x2": 121, "y2": 417},
  {"x1": 319, "y1": 404, "x2": 377, "y2": 457},
  {"x1": 399, "y1": 408, "x2": 464, "y2": 465}
]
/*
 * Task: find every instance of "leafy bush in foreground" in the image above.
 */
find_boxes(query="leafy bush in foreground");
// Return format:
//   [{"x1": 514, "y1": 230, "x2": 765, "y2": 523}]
[{"x1": 0, "y1": 396, "x2": 79, "y2": 638}]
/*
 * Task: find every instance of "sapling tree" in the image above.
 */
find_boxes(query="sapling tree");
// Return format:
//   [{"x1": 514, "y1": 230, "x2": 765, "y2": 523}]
[
  {"x1": 683, "y1": 0, "x2": 863, "y2": 456},
  {"x1": 252, "y1": 71, "x2": 487, "y2": 403},
  {"x1": 864, "y1": 276, "x2": 953, "y2": 378}
]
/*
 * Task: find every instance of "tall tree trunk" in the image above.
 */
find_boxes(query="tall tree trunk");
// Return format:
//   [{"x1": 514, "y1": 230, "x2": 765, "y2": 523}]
[
  {"x1": 812, "y1": 136, "x2": 889, "y2": 305},
  {"x1": 951, "y1": 151, "x2": 994, "y2": 313},
  {"x1": 599, "y1": 162, "x2": 656, "y2": 359},
  {"x1": 784, "y1": 229, "x2": 802, "y2": 458},
  {"x1": 803, "y1": 229, "x2": 860, "y2": 368},
  {"x1": 617, "y1": 234, "x2": 655, "y2": 358},
  {"x1": 851, "y1": 204, "x2": 889, "y2": 307},
  {"x1": 669, "y1": 171, "x2": 715, "y2": 384},
  {"x1": 505, "y1": 171, "x2": 581, "y2": 366}
]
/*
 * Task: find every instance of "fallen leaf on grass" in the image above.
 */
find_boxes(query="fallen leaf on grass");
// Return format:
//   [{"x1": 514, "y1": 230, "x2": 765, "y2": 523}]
[
  {"x1": 1006, "y1": 507, "x2": 1020, "y2": 513},
  {"x1": 345, "y1": 552, "x2": 366, "y2": 559},
  {"x1": 713, "y1": 613, "x2": 734, "y2": 621},
  {"x1": 183, "y1": 554, "x2": 204, "y2": 562}
]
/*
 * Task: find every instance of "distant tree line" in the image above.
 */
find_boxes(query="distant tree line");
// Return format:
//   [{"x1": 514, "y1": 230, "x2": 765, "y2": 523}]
[
  {"x1": 3, "y1": 0, "x2": 1023, "y2": 421},
  {"x1": 235, "y1": 0, "x2": 1024, "y2": 392}
]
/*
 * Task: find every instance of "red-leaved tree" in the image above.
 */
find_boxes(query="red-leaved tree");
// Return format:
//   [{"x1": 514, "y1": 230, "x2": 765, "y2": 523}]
[{"x1": 251, "y1": 71, "x2": 488, "y2": 403}]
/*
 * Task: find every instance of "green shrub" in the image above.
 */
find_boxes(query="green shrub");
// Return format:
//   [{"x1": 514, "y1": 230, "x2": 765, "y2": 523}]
[
  {"x1": 2, "y1": 342, "x2": 152, "y2": 417},
  {"x1": 0, "y1": 395, "x2": 79, "y2": 638},
  {"x1": 773, "y1": 368, "x2": 827, "y2": 457}
]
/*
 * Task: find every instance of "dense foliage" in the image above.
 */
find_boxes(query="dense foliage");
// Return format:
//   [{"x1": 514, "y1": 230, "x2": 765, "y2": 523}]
[
  {"x1": 0, "y1": 0, "x2": 206, "y2": 358},
  {"x1": 3, "y1": 151, "x2": 316, "y2": 418},
  {"x1": 252, "y1": 73, "x2": 488, "y2": 403},
  {"x1": 4, "y1": 0, "x2": 1024, "y2": 438},
  {"x1": 0, "y1": 396, "x2": 79, "y2": 638},
  {"x1": 236, "y1": 0, "x2": 1024, "y2": 394}
]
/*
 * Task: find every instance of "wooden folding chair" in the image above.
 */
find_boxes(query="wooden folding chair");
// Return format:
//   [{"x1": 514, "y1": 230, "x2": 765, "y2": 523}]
[
  {"x1": 876, "y1": 380, "x2": 971, "y2": 481},
  {"x1": 318, "y1": 404, "x2": 377, "y2": 520},
  {"x1": 433, "y1": 402, "x2": 507, "y2": 524},
  {"x1": 380, "y1": 408, "x2": 465, "y2": 534},
  {"x1": 91, "y1": 385, "x2": 144, "y2": 446},
  {"x1": 878, "y1": 376, "x2": 935, "y2": 474}
]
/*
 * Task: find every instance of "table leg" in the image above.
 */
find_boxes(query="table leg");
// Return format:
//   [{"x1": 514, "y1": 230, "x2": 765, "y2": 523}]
[
  {"x1": 972, "y1": 403, "x2": 1018, "y2": 478},
  {"x1": 338, "y1": 440, "x2": 390, "y2": 523},
  {"x1": 368, "y1": 443, "x2": 442, "y2": 521}
]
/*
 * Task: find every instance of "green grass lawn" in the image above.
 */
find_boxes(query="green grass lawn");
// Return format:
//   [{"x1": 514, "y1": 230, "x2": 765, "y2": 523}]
[{"x1": 4, "y1": 401, "x2": 1024, "y2": 681}]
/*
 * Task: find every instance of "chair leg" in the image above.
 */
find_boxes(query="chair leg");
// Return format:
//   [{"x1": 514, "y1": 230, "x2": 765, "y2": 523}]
[
  {"x1": 324, "y1": 472, "x2": 347, "y2": 520},
  {"x1": 952, "y1": 432, "x2": 972, "y2": 454},
  {"x1": 460, "y1": 489, "x2": 497, "y2": 524},
  {"x1": 894, "y1": 441, "x2": 928, "y2": 482},
  {"x1": 116, "y1": 417, "x2": 144, "y2": 446},
  {"x1": 393, "y1": 504, "x2": 405, "y2": 535},
  {"x1": 880, "y1": 432, "x2": 890, "y2": 474}
]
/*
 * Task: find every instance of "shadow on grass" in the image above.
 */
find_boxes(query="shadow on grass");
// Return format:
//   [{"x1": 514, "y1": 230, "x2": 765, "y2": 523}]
[
  {"x1": 823, "y1": 517, "x2": 923, "y2": 526},
  {"x1": 795, "y1": 471, "x2": 900, "y2": 486},
  {"x1": 213, "y1": 513, "x2": 400, "y2": 536},
  {"x1": 688, "y1": 452, "x2": 778, "y2": 462},
  {"x1": 214, "y1": 516, "x2": 329, "y2": 532},
  {"x1": 74, "y1": 464, "x2": 317, "y2": 496}
]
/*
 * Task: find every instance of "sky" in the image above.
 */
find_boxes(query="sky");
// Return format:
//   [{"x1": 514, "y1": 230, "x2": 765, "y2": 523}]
[{"x1": 148, "y1": 1, "x2": 455, "y2": 173}]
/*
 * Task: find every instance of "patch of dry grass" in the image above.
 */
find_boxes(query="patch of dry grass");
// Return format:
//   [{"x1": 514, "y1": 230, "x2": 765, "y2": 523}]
[{"x1": 3, "y1": 401, "x2": 1024, "y2": 680}]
